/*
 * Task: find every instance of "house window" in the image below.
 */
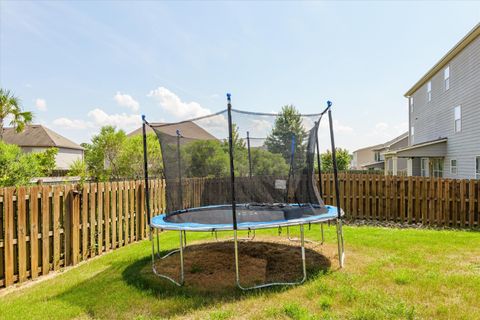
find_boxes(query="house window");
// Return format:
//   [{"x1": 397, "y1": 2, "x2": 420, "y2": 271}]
[
  {"x1": 374, "y1": 152, "x2": 381, "y2": 162},
  {"x1": 450, "y1": 159, "x2": 457, "y2": 175},
  {"x1": 427, "y1": 81, "x2": 432, "y2": 101},
  {"x1": 444, "y1": 66, "x2": 450, "y2": 90},
  {"x1": 410, "y1": 97, "x2": 414, "y2": 113},
  {"x1": 411, "y1": 126, "x2": 415, "y2": 144},
  {"x1": 476, "y1": 156, "x2": 480, "y2": 179},
  {"x1": 421, "y1": 158, "x2": 429, "y2": 177},
  {"x1": 454, "y1": 106, "x2": 461, "y2": 133},
  {"x1": 430, "y1": 158, "x2": 444, "y2": 178}
]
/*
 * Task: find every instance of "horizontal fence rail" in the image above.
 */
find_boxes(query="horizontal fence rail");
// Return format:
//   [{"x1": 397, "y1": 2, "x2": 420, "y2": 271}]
[{"x1": 1, "y1": 175, "x2": 479, "y2": 289}]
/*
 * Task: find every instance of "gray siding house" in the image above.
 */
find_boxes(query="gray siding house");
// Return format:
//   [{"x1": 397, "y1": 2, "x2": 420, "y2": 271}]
[{"x1": 389, "y1": 23, "x2": 480, "y2": 179}]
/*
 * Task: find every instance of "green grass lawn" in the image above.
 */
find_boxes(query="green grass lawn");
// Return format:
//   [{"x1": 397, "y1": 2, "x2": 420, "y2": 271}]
[{"x1": 1, "y1": 225, "x2": 480, "y2": 320}]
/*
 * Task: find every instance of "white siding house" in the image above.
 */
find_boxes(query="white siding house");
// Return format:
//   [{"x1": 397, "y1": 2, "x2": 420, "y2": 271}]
[{"x1": 2, "y1": 125, "x2": 84, "y2": 170}]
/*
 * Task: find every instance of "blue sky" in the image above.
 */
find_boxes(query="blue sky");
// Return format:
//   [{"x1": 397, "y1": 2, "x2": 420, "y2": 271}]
[{"x1": 1, "y1": 1, "x2": 479, "y2": 151}]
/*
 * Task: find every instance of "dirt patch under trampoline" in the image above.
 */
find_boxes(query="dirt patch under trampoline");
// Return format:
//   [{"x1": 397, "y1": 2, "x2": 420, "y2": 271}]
[{"x1": 151, "y1": 238, "x2": 334, "y2": 291}]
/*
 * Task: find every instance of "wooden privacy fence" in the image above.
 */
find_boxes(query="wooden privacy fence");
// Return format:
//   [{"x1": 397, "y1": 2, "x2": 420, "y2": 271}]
[
  {"x1": 0, "y1": 180, "x2": 165, "y2": 289},
  {"x1": 177, "y1": 174, "x2": 480, "y2": 228},
  {"x1": 1, "y1": 175, "x2": 479, "y2": 289}
]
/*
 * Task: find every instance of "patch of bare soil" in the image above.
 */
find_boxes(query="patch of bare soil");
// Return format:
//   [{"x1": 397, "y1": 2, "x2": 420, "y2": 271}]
[{"x1": 153, "y1": 237, "x2": 333, "y2": 292}]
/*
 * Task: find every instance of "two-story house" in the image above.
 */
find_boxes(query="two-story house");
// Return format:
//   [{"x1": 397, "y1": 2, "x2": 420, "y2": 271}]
[
  {"x1": 351, "y1": 132, "x2": 408, "y2": 172},
  {"x1": 388, "y1": 23, "x2": 480, "y2": 179}
]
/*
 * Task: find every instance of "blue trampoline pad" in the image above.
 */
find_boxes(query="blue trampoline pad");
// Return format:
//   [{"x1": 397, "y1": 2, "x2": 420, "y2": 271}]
[{"x1": 151, "y1": 203, "x2": 342, "y2": 231}]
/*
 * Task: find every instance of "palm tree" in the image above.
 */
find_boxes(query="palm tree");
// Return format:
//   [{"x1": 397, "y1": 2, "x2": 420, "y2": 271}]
[{"x1": 0, "y1": 89, "x2": 33, "y2": 141}]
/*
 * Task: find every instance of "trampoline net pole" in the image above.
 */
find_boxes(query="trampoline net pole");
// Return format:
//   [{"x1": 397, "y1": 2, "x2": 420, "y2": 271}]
[
  {"x1": 315, "y1": 120, "x2": 323, "y2": 197},
  {"x1": 227, "y1": 93, "x2": 238, "y2": 231},
  {"x1": 327, "y1": 106, "x2": 342, "y2": 218},
  {"x1": 142, "y1": 115, "x2": 152, "y2": 228}
]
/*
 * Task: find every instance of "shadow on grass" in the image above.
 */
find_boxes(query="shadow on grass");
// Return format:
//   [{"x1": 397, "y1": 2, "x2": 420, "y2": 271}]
[{"x1": 56, "y1": 240, "x2": 331, "y2": 319}]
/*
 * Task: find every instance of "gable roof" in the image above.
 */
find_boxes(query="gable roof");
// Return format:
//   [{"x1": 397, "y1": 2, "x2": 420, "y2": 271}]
[
  {"x1": 128, "y1": 121, "x2": 217, "y2": 140},
  {"x1": 2, "y1": 125, "x2": 83, "y2": 150},
  {"x1": 372, "y1": 132, "x2": 408, "y2": 151},
  {"x1": 405, "y1": 23, "x2": 480, "y2": 97}
]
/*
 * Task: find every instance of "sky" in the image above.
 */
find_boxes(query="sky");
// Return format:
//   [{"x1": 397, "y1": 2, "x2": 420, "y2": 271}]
[{"x1": 1, "y1": 1, "x2": 479, "y2": 151}]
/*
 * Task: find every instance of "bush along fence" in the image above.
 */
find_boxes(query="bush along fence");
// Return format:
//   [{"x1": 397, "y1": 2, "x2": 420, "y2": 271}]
[
  {"x1": 1, "y1": 175, "x2": 479, "y2": 289},
  {"x1": 0, "y1": 180, "x2": 165, "y2": 289}
]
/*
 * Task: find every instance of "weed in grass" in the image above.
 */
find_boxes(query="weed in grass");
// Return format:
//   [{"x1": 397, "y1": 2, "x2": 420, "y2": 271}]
[
  {"x1": 208, "y1": 309, "x2": 232, "y2": 320},
  {"x1": 282, "y1": 302, "x2": 317, "y2": 320},
  {"x1": 385, "y1": 302, "x2": 415, "y2": 319},
  {"x1": 349, "y1": 308, "x2": 381, "y2": 320},
  {"x1": 393, "y1": 269, "x2": 414, "y2": 285},
  {"x1": 318, "y1": 296, "x2": 332, "y2": 311}
]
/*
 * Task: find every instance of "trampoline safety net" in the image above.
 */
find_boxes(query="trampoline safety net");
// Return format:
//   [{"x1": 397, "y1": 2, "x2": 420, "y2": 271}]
[{"x1": 149, "y1": 106, "x2": 327, "y2": 217}]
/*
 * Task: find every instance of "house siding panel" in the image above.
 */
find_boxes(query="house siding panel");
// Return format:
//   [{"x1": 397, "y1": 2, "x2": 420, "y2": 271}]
[{"x1": 409, "y1": 35, "x2": 480, "y2": 179}]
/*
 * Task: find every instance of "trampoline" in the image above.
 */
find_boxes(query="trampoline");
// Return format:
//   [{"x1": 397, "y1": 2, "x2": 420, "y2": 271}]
[{"x1": 142, "y1": 95, "x2": 345, "y2": 290}]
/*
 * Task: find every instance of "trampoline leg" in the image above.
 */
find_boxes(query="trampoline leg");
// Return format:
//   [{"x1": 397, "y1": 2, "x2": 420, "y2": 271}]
[
  {"x1": 179, "y1": 230, "x2": 185, "y2": 284},
  {"x1": 234, "y1": 230, "x2": 241, "y2": 286},
  {"x1": 321, "y1": 223, "x2": 324, "y2": 245},
  {"x1": 235, "y1": 225, "x2": 307, "y2": 290},
  {"x1": 156, "y1": 229, "x2": 161, "y2": 258},
  {"x1": 336, "y1": 219, "x2": 345, "y2": 268},
  {"x1": 151, "y1": 228, "x2": 185, "y2": 286},
  {"x1": 300, "y1": 224, "x2": 307, "y2": 280}
]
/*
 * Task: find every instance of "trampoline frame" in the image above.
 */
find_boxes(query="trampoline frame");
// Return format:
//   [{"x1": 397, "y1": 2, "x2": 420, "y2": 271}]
[{"x1": 142, "y1": 97, "x2": 346, "y2": 290}]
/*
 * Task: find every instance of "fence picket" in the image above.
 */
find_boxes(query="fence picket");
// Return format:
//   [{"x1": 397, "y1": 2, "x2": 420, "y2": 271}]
[
  {"x1": 29, "y1": 186, "x2": 39, "y2": 279},
  {"x1": 4, "y1": 188, "x2": 14, "y2": 286},
  {"x1": 90, "y1": 183, "x2": 97, "y2": 257},
  {"x1": 17, "y1": 187, "x2": 27, "y2": 282},
  {"x1": 82, "y1": 184, "x2": 89, "y2": 260},
  {"x1": 53, "y1": 186, "x2": 61, "y2": 270}
]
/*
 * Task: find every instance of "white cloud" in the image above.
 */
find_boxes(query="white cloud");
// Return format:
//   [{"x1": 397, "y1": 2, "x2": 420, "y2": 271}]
[
  {"x1": 53, "y1": 117, "x2": 90, "y2": 129},
  {"x1": 87, "y1": 108, "x2": 141, "y2": 130},
  {"x1": 148, "y1": 86, "x2": 211, "y2": 119},
  {"x1": 114, "y1": 92, "x2": 139, "y2": 111},
  {"x1": 319, "y1": 119, "x2": 354, "y2": 134},
  {"x1": 35, "y1": 98, "x2": 47, "y2": 111},
  {"x1": 53, "y1": 108, "x2": 141, "y2": 133}
]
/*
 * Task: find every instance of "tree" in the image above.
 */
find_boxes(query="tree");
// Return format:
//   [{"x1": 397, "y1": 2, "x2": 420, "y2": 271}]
[
  {"x1": 320, "y1": 148, "x2": 351, "y2": 171},
  {"x1": 0, "y1": 89, "x2": 33, "y2": 140},
  {"x1": 264, "y1": 105, "x2": 307, "y2": 167},
  {"x1": 223, "y1": 124, "x2": 249, "y2": 176},
  {"x1": 0, "y1": 141, "x2": 57, "y2": 186},
  {"x1": 117, "y1": 133, "x2": 162, "y2": 179},
  {"x1": 68, "y1": 159, "x2": 88, "y2": 184},
  {"x1": 251, "y1": 148, "x2": 289, "y2": 176},
  {"x1": 83, "y1": 126, "x2": 127, "y2": 181},
  {"x1": 183, "y1": 140, "x2": 229, "y2": 178}
]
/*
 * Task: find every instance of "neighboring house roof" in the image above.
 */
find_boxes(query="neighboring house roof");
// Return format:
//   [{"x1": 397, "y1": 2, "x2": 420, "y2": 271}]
[
  {"x1": 128, "y1": 121, "x2": 217, "y2": 140},
  {"x1": 404, "y1": 23, "x2": 480, "y2": 97},
  {"x1": 385, "y1": 138, "x2": 447, "y2": 158},
  {"x1": 2, "y1": 125, "x2": 84, "y2": 150},
  {"x1": 362, "y1": 161, "x2": 385, "y2": 169},
  {"x1": 372, "y1": 132, "x2": 409, "y2": 151},
  {"x1": 352, "y1": 143, "x2": 383, "y2": 154}
]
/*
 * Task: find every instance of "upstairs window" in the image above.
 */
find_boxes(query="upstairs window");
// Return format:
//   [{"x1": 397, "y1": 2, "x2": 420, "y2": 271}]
[
  {"x1": 454, "y1": 106, "x2": 461, "y2": 132},
  {"x1": 411, "y1": 126, "x2": 415, "y2": 144},
  {"x1": 427, "y1": 81, "x2": 432, "y2": 101},
  {"x1": 410, "y1": 97, "x2": 414, "y2": 113},
  {"x1": 444, "y1": 66, "x2": 450, "y2": 91},
  {"x1": 450, "y1": 159, "x2": 457, "y2": 175}
]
